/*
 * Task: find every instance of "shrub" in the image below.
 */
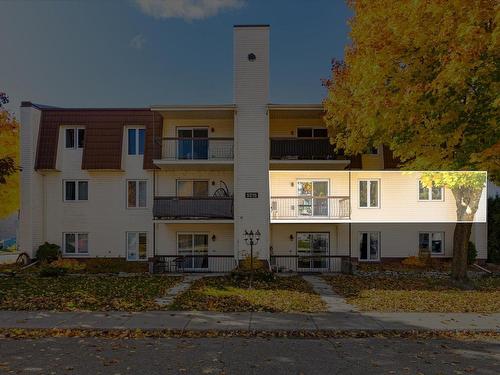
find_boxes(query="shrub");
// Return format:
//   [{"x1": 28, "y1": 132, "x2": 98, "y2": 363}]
[
  {"x1": 36, "y1": 242, "x2": 61, "y2": 263},
  {"x1": 468, "y1": 241, "x2": 478, "y2": 265},
  {"x1": 401, "y1": 256, "x2": 428, "y2": 268},
  {"x1": 39, "y1": 265, "x2": 67, "y2": 277},
  {"x1": 487, "y1": 196, "x2": 500, "y2": 264},
  {"x1": 51, "y1": 258, "x2": 86, "y2": 272},
  {"x1": 83, "y1": 258, "x2": 148, "y2": 274},
  {"x1": 239, "y1": 256, "x2": 266, "y2": 271}
]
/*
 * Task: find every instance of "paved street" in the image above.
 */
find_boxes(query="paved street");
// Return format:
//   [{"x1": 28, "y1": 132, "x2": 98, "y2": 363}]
[{"x1": 0, "y1": 336, "x2": 499, "y2": 374}]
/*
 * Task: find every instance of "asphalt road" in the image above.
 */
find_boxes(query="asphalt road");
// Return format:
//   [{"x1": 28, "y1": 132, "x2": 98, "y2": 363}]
[{"x1": 0, "y1": 337, "x2": 499, "y2": 374}]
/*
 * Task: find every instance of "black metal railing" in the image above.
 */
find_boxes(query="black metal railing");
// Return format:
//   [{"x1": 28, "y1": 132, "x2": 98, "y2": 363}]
[
  {"x1": 270, "y1": 196, "x2": 350, "y2": 220},
  {"x1": 159, "y1": 138, "x2": 234, "y2": 160},
  {"x1": 270, "y1": 138, "x2": 345, "y2": 160},
  {"x1": 270, "y1": 255, "x2": 345, "y2": 273},
  {"x1": 154, "y1": 197, "x2": 234, "y2": 220},
  {"x1": 153, "y1": 255, "x2": 237, "y2": 273}
]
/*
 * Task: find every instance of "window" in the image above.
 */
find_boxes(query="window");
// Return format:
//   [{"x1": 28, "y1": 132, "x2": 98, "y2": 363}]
[
  {"x1": 126, "y1": 232, "x2": 147, "y2": 261},
  {"x1": 297, "y1": 127, "x2": 328, "y2": 138},
  {"x1": 63, "y1": 233, "x2": 88, "y2": 255},
  {"x1": 297, "y1": 180, "x2": 329, "y2": 217},
  {"x1": 359, "y1": 232, "x2": 380, "y2": 261},
  {"x1": 419, "y1": 180, "x2": 443, "y2": 201},
  {"x1": 128, "y1": 128, "x2": 145, "y2": 155},
  {"x1": 359, "y1": 179, "x2": 379, "y2": 208},
  {"x1": 65, "y1": 128, "x2": 85, "y2": 149},
  {"x1": 177, "y1": 180, "x2": 209, "y2": 197},
  {"x1": 419, "y1": 232, "x2": 444, "y2": 255},
  {"x1": 64, "y1": 180, "x2": 88, "y2": 201},
  {"x1": 177, "y1": 233, "x2": 208, "y2": 269},
  {"x1": 127, "y1": 180, "x2": 147, "y2": 208}
]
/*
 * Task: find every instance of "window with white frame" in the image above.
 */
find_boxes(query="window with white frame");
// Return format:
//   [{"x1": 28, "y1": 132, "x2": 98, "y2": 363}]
[
  {"x1": 127, "y1": 180, "x2": 147, "y2": 208},
  {"x1": 126, "y1": 232, "x2": 147, "y2": 261},
  {"x1": 64, "y1": 180, "x2": 88, "y2": 201},
  {"x1": 65, "y1": 128, "x2": 85, "y2": 149},
  {"x1": 419, "y1": 232, "x2": 444, "y2": 255},
  {"x1": 128, "y1": 128, "x2": 145, "y2": 155},
  {"x1": 418, "y1": 180, "x2": 443, "y2": 201},
  {"x1": 359, "y1": 232, "x2": 380, "y2": 261},
  {"x1": 359, "y1": 179, "x2": 379, "y2": 208},
  {"x1": 63, "y1": 232, "x2": 88, "y2": 255}
]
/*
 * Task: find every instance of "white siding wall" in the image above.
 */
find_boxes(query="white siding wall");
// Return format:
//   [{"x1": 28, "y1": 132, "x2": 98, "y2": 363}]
[
  {"x1": 233, "y1": 26, "x2": 271, "y2": 259},
  {"x1": 40, "y1": 125, "x2": 153, "y2": 259},
  {"x1": 269, "y1": 171, "x2": 487, "y2": 223},
  {"x1": 19, "y1": 106, "x2": 43, "y2": 257}
]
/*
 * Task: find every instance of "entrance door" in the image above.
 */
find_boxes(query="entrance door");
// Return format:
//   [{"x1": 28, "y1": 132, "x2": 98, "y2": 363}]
[
  {"x1": 177, "y1": 128, "x2": 209, "y2": 160},
  {"x1": 177, "y1": 233, "x2": 209, "y2": 270},
  {"x1": 297, "y1": 181, "x2": 329, "y2": 217},
  {"x1": 296, "y1": 232, "x2": 329, "y2": 271}
]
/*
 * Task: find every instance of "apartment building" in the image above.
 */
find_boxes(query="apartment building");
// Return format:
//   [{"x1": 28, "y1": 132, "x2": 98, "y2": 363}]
[{"x1": 19, "y1": 25, "x2": 488, "y2": 272}]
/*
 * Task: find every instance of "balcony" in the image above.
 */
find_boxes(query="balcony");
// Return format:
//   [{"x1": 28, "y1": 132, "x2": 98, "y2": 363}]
[
  {"x1": 270, "y1": 196, "x2": 350, "y2": 222},
  {"x1": 269, "y1": 138, "x2": 351, "y2": 170},
  {"x1": 153, "y1": 196, "x2": 234, "y2": 222},
  {"x1": 153, "y1": 138, "x2": 234, "y2": 170}
]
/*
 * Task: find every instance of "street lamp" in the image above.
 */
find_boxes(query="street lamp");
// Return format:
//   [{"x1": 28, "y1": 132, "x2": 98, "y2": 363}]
[{"x1": 243, "y1": 229, "x2": 261, "y2": 288}]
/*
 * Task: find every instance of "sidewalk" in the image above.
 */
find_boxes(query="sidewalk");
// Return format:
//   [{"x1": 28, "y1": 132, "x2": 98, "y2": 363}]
[{"x1": 1, "y1": 310, "x2": 499, "y2": 332}]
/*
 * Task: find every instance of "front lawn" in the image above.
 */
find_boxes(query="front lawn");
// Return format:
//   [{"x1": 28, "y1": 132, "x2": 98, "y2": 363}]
[
  {"x1": 0, "y1": 275, "x2": 182, "y2": 311},
  {"x1": 324, "y1": 275, "x2": 500, "y2": 313},
  {"x1": 170, "y1": 275, "x2": 326, "y2": 313}
]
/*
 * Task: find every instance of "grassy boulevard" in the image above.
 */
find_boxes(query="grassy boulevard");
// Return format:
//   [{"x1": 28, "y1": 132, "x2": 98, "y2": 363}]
[{"x1": 323, "y1": 274, "x2": 500, "y2": 313}]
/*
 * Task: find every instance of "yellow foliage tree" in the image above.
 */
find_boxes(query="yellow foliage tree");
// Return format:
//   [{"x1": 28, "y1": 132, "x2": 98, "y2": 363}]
[
  {"x1": 324, "y1": 0, "x2": 499, "y2": 280},
  {"x1": 0, "y1": 103, "x2": 19, "y2": 219}
]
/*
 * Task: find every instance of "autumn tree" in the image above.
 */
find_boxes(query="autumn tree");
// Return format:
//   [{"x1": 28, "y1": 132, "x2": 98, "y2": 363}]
[
  {"x1": 324, "y1": 0, "x2": 499, "y2": 280},
  {"x1": 0, "y1": 92, "x2": 20, "y2": 219}
]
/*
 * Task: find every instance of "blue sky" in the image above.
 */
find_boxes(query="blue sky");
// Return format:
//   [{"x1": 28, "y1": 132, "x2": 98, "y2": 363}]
[{"x1": 0, "y1": 0, "x2": 352, "y2": 116}]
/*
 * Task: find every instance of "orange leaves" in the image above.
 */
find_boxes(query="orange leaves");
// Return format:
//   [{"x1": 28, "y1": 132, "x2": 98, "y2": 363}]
[{"x1": 324, "y1": 0, "x2": 499, "y2": 180}]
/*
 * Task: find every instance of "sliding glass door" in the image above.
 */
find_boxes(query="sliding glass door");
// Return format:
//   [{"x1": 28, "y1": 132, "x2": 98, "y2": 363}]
[
  {"x1": 177, "y1": 128, "x2": 209, "y2": 160},
  {"x1": 177, "y1": 233, "x2": 209, "y2": 270},
  {"x1": 296, "y1": 232, "x2": 329, "y2": 271}
]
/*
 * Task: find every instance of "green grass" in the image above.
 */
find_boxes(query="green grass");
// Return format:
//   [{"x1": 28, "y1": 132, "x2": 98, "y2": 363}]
[
  {"x1": 170, "y1": 275, "x2": 326, "y2": 313},
  {"x1": 0, "y1": 275, "x2": 182, "y2": 311},
  {"x1": 323, "y1": 275, "x2": 500, "y2": 313}
]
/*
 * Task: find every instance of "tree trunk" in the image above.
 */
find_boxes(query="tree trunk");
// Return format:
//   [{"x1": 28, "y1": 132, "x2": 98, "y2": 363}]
[
  {"x1": 451, "y1": 222, "x2": 472, "y2": 280},
  {"x1": 450, "y1": 187, "x2": 482, "y2": 281}
]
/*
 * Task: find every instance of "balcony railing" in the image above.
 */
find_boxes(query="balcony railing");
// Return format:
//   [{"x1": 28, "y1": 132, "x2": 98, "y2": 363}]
[
  {"x1": 159, "y1": 137, "x2": 234, "y2": 160},
  {"x1": 270, "y1": 196, "x2": 350, "y2": 220},
  {"x1": 153, "y1": 255, "x2": 237, "y2": 273},
  {"x1": 270, "y1": 138, "x2": 345, "y2": 160},
  {"x1": 154, "y1": 197, "x2": 234, "y2": 220},
  {"x1": 270, "y1": 255, "x2": 346, "y2": 273}
]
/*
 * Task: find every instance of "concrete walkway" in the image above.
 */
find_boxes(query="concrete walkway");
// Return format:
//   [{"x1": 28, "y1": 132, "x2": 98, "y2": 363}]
[
  {"x1": 302, "y1": 275, "x2": 357, "y2": 312},
  {"x1": 0, "y1": 311, "x2": 499, "y2": 332},
  {"x1": 155, "y1": 274, "x2": 203, "y2": 307}
]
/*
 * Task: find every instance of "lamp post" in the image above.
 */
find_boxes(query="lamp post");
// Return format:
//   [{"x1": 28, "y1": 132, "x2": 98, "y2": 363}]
[{"x1": 243, "y1": 229, "x2": 261, "y2": 288}]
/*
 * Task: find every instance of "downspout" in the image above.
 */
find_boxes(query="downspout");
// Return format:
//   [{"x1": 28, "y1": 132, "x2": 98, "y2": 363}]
[
  {"x1": 152, "y1": 111, "x2": 156, "y2": 261},
  {"x1": 348, "y1": 167, "x2": 352, "y2": 274}
]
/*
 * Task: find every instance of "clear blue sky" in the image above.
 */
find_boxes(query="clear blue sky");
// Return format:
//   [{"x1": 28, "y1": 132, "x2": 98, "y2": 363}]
[{"x1": 0, "y1": 0, "x2": 352, "y2": 116}]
